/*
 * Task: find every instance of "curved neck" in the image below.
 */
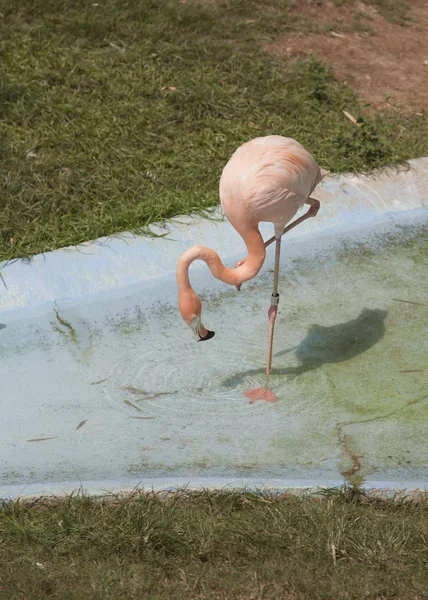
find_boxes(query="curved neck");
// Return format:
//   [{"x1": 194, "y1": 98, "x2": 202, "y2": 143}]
[{"x1": 176, "y1": 226, "x2": 266, "y2": 290}]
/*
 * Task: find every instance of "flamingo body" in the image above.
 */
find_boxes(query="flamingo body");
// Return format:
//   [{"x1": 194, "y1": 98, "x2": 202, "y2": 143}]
[
  {"x1": 220, "y1": 136, "x2": 326, "y2": 238},
  {"x1": 176, "y1": 136, "x2": 327, "y2": 347}
]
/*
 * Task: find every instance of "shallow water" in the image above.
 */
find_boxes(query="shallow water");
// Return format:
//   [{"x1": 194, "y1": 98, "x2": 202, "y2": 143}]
[{"x1": 1, "y1": 212, "x2": 427, "y2": 489}]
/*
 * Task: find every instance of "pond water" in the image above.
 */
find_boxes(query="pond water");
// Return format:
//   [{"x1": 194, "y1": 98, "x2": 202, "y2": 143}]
[{"x1": 1, "y1": 211, "x2": 427, "y2": 495}]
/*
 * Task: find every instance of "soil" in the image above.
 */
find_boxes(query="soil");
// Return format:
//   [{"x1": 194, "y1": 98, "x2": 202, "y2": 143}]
[{"x1": 267, "y1": 0, "x2": 428, "y2": 112}]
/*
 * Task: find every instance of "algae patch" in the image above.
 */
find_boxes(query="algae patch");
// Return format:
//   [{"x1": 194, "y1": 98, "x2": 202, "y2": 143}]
[{"x1": 53, "y1": 308, "x2": 78, "y2": 344}]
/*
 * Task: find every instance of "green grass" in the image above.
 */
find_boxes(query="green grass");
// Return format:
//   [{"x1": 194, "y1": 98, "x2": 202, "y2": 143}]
[
  {"x1": 1, "y1": 0, "x2": 427, "y2": 262},
  {"x1": 364, "y1": 0, "x2": 410, "y2": 23},
  {"x1": 356, "y1": 0, "x2": 411, "y2": 25},
  {"x1": 0, "y1": 489, "x2": 427, "y2": 599}
]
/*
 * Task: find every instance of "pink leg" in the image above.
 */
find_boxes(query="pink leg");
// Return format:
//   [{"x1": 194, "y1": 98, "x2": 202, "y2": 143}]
[
  {"x1": 243, "y1": 238, "x2": 282, "y2": 404},
  {"x1": 244, "y1": 300, "x2": 279, "y2": 404},
  {"x1": 241, "y1": 200, "x2": 321, "y2": 403},
  {"x1": 264, "y1": 198, "x2": 320, "y2": 249}
]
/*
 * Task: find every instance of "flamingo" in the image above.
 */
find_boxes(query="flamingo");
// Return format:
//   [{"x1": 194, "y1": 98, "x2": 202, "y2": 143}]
[{"x1": 176, "y1": 136, "x2": 328, "y2": 403}]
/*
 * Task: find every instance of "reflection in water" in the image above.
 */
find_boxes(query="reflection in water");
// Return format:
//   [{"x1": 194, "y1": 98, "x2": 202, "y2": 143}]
[
  {"x1": 223, "y1": 308, "x2": 388, "y2": 387},
  {"x1": 0, "y1": 324, "x2": 6, "y2": 330}
]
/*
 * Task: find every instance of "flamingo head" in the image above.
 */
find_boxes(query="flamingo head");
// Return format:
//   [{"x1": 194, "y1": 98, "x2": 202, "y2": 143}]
[
  {"x1": 189, "y1": 315, "x2": 215, "y2": 342},
  {"x1": 178, "y1": 288, "x2": 215, "y2": 342}
]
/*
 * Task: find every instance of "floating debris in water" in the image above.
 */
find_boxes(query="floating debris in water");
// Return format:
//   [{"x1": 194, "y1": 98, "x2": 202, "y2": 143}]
[
  {"x1": 137, "y1": 391, "x2": 177, "y2": 401},
  {"x1": 75, "y1": 419, "x2": 88, "y2": 430},
  {"x1": 91, "y1": 378, "x2": 108, "y2": 385},
  {"x1": 124, "y1": 399, "x2": 142, "y2": 412},
  {"x1": 392, "y1": 298, "x2": 425, "y2": 306},
  {"x1": 123, "y1": 386, "x2": 176, "y2": 401},
  {"x1": 27, "y1": 437, "x2": 58, "y2": 442},
  {"x1": 123, "y1": 386, "x2": 145, "y2": 396},
  {"x1": 130, "y1": 416, "x2": 156, "y2": 420},
  {"x1": 399, "y1": 369, "x2": 423, "y2": 373}
]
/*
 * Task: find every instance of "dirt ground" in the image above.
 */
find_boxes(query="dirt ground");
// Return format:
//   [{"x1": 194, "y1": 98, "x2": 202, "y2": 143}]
[{"x1": 267, "y1": 0, "x2": 428, "y2": 112}]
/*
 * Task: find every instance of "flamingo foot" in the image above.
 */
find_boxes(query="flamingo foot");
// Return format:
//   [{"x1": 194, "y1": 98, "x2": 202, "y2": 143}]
[{"x1": 243, "y1": 387, "x2": 278, "y2": 404}]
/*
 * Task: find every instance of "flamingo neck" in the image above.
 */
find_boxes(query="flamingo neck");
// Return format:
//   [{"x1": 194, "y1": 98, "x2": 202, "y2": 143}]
[{"x1": 176, "y1": 226, "x2": 265, "y2": 290}]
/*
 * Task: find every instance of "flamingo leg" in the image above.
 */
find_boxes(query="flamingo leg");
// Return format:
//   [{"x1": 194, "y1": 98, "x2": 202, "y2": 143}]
[
  {"x1": 264, "y1": 197, "x2": 320, "y2": 249},
  {"x1": 243, "y1": 237, "x2": 281, "y2": 404},
  {"x1": 242, "y1": 198, "x2": 320, "y2": 403},
  {"x1": 264, "y1": 237, "x2": 281, "y2": 392}
]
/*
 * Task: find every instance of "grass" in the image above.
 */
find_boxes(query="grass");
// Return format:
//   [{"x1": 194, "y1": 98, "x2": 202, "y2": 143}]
[
  {"x1": 360, "y1": 0, "x2": 411, "y2": 25},
  {"x1": 0, "y1": 488, "x2": 427, "y2": 599},
  {"x1": 333, "y1": 0, "x2": 411, "y2": 25},
  {"x1": 1, "y1": 0, "x2": 427, "y2": 263}
]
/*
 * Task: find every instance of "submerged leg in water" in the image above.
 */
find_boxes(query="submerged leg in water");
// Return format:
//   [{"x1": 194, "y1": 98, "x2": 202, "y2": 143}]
[
  {"x1": 243, "y1": 198, "x2": 321, "y2": 403},
  {"x1": 244, "y1": 236, "x2": 281, "y2": 404}
]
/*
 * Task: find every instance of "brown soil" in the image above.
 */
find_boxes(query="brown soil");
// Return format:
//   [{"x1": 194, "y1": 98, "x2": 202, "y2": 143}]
[{"x1": 267, "y1": 0, "x2": 428, "y2": 112}]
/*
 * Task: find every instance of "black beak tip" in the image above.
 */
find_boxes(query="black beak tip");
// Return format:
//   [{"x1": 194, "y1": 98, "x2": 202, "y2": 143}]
[{"x1": 198, "y1": 330, "x2": 215, "y2": 342}]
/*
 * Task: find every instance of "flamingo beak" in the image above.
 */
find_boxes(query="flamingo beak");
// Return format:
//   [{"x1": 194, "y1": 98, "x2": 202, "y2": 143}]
[
  {"x1": 189, "y1": 316, "x2": 215, "y2": 342},
  {"x1": 235, "y1": 283, "x2": 242, "y2": 291},
  {"x1": 198, "y1": 330, "x2": 215, "y2": 342}
]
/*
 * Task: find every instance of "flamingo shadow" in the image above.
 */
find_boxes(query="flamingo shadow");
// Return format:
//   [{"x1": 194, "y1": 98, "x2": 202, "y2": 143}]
[{"x1": 222, "y1": 308, "x2": 388, "y2": 387}]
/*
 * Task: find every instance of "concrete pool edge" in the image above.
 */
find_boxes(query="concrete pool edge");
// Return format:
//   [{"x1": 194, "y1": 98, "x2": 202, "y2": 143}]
[
  {"x1": 1, "y1": 477, "x2": 427, "y2": 502},
  {"x1": 1, "y1": 158, "x2": 427, "y2": 316}
]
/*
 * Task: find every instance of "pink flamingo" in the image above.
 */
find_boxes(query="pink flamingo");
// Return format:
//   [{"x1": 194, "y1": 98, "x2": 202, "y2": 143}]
[{"x1": 176, "y1": 136, "x2": 328, "y2": 403}]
